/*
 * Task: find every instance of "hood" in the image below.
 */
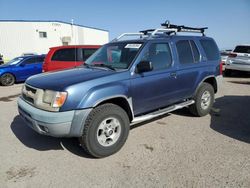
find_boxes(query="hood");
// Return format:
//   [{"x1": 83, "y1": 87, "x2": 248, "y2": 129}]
[
  {"x1": 26, "y1": 67, "x2": 116, "y2": 90},
  {"x1": 0, "y1": 64, "x2": 13, "y2": 69}
]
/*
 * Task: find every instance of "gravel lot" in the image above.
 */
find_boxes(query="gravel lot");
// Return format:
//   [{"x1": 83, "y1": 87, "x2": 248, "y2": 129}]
[{"x1": 0, "y1": 75, "x2": 250, "y2": 188}]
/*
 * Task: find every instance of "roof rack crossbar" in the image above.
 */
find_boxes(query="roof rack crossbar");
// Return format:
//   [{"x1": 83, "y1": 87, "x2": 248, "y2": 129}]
[
  {"x1": 151, "y1": 28, "x2": 178, "y2": 36},
  {"x1": 139, "y1": 29, "x2": 155, "y2": 35},
  {"x1": 161, "y1": 21, "x2": 208, "y2": 36}
]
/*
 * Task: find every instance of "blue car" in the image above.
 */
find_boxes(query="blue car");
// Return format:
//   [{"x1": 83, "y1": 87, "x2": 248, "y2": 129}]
[{"x1": 0, "y1": 55, "x2": 45, "y2": 86}]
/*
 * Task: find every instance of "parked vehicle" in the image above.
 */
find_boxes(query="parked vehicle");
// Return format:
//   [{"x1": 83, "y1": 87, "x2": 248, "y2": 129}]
[
  {"x1": 18, "y1": 21, "x2": 222, "y2": 157},
  {"x1": 21, "y1": 52, "x2": 38, "y2": 56},
  {"x1": 0, "y1": 54, "x2": 4, "y2": 65},
  {"x1": 220, "y1": 49, "x2": 232, "y2": 65},
  {"x1": 0, "y1": 55, "x2": 45, "y2": 86},
  {"x1": 224, "y1": 45, "x2": 250, "y2": 76},
  {"x1": 43, "y1": 45, "x2": 100, "y2": 72}
]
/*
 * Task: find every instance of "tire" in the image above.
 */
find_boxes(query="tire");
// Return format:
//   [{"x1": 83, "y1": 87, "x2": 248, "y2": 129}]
[
  {"x1": 79, "y1": 103, "x2": 130, "y2": 158},
  {"x1": 189, "y1": 83, "x2": 214, "y2": 117},
  {"x1": 0, "y1": 73, "x2": 15, "y2": 86},
  {"x1": 224, "y1": 69, "x2": 232, "y2": 77}
]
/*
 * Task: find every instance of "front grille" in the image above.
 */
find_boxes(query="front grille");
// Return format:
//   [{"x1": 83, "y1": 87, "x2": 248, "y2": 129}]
[
  {"x1": 22, "y1": 93, "x2": 34, "y2": 104},
  {"x1": 22, "y1": 84, "x2": 37, "y2": 105},
  {"x1": 26, "y1": 85, "x2": 37, "y2": 94}
]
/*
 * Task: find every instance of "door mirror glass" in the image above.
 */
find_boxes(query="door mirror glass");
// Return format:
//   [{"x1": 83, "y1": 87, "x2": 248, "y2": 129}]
[{"x1": 136, "y1": 61, "x2": 153, "y2": 73}]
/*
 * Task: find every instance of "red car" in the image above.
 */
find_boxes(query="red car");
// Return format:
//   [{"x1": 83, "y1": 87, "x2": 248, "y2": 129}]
[{"x1": 43, "y1": 45, "x2": 100, "y2": 72}]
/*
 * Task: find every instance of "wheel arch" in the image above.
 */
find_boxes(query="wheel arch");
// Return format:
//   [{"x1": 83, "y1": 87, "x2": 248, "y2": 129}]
[
  {"x1": 96, "y1": 96, "x2": 134, "y2": 122},
  {"x1": 194, "y1": 76, "x2": 217, "y2": 96}
]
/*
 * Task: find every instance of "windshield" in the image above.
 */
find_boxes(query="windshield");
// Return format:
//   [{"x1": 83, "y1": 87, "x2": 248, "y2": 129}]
[
  {"x1": 85, "y1": 42, "x2": 143, "y2": 70},
  {"x1": 6, "y1": 57, "x2": 24, "y2": 65}
]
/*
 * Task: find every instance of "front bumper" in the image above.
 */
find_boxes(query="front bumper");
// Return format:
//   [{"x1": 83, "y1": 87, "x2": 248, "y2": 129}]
[{"x1": 18, "y1": 97, "x2": 91, "y2": 137}]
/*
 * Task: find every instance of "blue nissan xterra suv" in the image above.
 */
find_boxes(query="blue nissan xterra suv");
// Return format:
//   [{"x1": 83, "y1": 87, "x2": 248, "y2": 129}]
[{"x1": 18, "y1": 21, "x2": 223, "y2": 157}]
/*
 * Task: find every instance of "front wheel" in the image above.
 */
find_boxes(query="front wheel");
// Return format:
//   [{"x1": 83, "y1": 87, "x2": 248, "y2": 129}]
[
  {"x1": 79, "y1": 103, "x2": 130, "y2": 158},
  {"x1": 0, "y1": 73, "x2": 15, "y2": 86},
  {"x1": 189, "y1": 83, "x2": 214, "y2": 117}
]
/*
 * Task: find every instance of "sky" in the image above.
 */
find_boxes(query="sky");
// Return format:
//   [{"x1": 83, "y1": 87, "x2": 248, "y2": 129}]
[{"x1": 0, "y1": 0, "x2": 249, "y2": 49}]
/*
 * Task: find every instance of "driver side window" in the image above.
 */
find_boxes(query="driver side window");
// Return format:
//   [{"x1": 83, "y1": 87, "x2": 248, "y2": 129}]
[
  {"x1": 23, "y1": 57, "x2": 37, "y2": 65},
  {"x1": 140, "y1": 43, "x2": 172, "y2": 71}
]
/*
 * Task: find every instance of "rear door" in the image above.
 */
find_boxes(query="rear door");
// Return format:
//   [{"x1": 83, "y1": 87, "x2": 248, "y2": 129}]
[
  {"x1": 49, "y1": 48, "x2": 82, "y2": 71},
  {"x1": 173, "y1": 39, "x2": 204, "y2": 98}
]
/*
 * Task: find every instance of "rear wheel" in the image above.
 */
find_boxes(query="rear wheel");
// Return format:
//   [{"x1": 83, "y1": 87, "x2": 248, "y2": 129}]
[
  {"x1": 0, "y1": 73, "x2": 15, "y2": 86},
  {"x1": 189, "y1": 83, "x2": 214, "y2": 117},
  {"x1": 79, "y1": 103, "x2": 130, "y2": 158}
]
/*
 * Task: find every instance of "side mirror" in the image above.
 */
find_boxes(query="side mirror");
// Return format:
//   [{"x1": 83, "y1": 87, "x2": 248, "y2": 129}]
[
  {"x1": 136, "y1": 61, "x2": 153, "y2": 73},
  {"x1": 20, "y1": 63, "x2": 25, "y2": 67}
]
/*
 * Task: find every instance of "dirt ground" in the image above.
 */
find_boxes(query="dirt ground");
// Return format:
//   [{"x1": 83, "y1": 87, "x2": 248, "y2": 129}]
[{"x1": 0, "y1": 74, "x2": 249, "y2": 188}]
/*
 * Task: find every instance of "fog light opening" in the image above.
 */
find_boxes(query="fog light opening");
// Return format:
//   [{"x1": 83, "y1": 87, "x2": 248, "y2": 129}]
[{"x1": 38, "y1": 125, "x2": 49, "y2": 133}]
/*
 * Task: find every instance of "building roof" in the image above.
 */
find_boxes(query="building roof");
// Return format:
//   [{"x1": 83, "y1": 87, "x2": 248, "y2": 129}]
[{"x1": 0, "y1": 20, "x2": 108, "y2": 32}]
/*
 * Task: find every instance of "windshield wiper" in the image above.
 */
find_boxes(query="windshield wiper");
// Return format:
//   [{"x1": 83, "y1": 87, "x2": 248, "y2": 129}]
[{"x1": 91, "y1": 63, "x2": 116, "y2": 71}]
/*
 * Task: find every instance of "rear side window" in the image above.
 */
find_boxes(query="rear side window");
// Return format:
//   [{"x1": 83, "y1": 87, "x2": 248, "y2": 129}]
[
  {"x1": 51, "y1": 48, "x2": 77, "y2": 61},
  {"x1": 176, "y1": 40, "x2": 194, "y2": 64},
  {"x1": 37, "y1": 57, "x2": 45, "y2": 62},
  {"x1": 233, "y1": 46, "x2": 250, "y2": 54},
  {"x1": 82, "y1": 49, "x2": 98, "y2": 61},
  {"x1": 200, "y1": 39, "x2": 219, "y2": 61}
]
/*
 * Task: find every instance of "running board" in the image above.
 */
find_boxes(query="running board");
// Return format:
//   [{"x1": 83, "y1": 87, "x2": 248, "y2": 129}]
[{"x1": 131, "y1": 100, "x2": 195, "y2": 125}]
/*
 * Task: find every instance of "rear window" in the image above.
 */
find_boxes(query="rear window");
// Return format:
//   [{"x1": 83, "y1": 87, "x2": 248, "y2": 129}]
[
  {"x1": 82, "y1": 49, "x2": 98, "y2": 61},
  {"x1": 51, "y1": 48, "x2": 77, "y2": 61},
  {"x1": 233, "y1": 46, "x2": 250, "y2": 54},
  {"x1": 200, "y1": 39, "x2": 219, "y2": 61}
]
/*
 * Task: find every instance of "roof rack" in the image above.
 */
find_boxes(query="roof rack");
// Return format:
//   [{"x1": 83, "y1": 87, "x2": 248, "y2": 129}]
[
  {"x1": 112, "y1": 20, "x2": 208, "y2": 41},
  {"x1": 161, "y1": 20, "x2": 208, "y2": 36}
]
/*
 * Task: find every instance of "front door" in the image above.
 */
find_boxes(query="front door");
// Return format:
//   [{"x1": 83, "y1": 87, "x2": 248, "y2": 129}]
[
  {"x1": 131, "y1": 42, "x2": 180, "y2": 116},
  {"x1": 15, "y1": 57, "x2": 43, "y2": 81}
]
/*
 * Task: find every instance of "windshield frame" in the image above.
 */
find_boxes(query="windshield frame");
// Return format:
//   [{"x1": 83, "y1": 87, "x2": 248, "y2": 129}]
[{"x1": 85, "y1": 41, "x2": 145, "y2": 71}]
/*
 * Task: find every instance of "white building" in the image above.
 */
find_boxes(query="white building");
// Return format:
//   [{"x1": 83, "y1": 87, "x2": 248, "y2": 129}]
[{"x1": 0, "y1": 20, "x2": 109, "y2": 60}]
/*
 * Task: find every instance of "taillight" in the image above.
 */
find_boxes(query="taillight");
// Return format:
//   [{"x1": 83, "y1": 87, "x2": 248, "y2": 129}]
[
  {"x1": 42, "y1": 63, "x2": 47, "y2": 72},
  {"x1": 229, "y1": 53, "x2": 237, "y2": 58},
  {"x1": 219, "y1": 61, "x2": 223, "y2": 75}
]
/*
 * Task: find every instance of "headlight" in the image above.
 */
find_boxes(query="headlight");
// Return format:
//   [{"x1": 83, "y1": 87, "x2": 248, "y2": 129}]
[{"x1": 43, "y1": 90, "x2": 67, "y2": 108}]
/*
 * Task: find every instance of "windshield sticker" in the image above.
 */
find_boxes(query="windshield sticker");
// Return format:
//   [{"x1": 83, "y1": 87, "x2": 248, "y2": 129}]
[{"x1": 125, "y1": 44, "x2": 142, "y2": 49}]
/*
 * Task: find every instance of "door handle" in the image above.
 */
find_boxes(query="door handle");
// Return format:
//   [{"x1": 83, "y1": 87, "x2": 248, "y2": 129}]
[{"x1": 170, "y1": 72, "x2": 177, "y2": 78}]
